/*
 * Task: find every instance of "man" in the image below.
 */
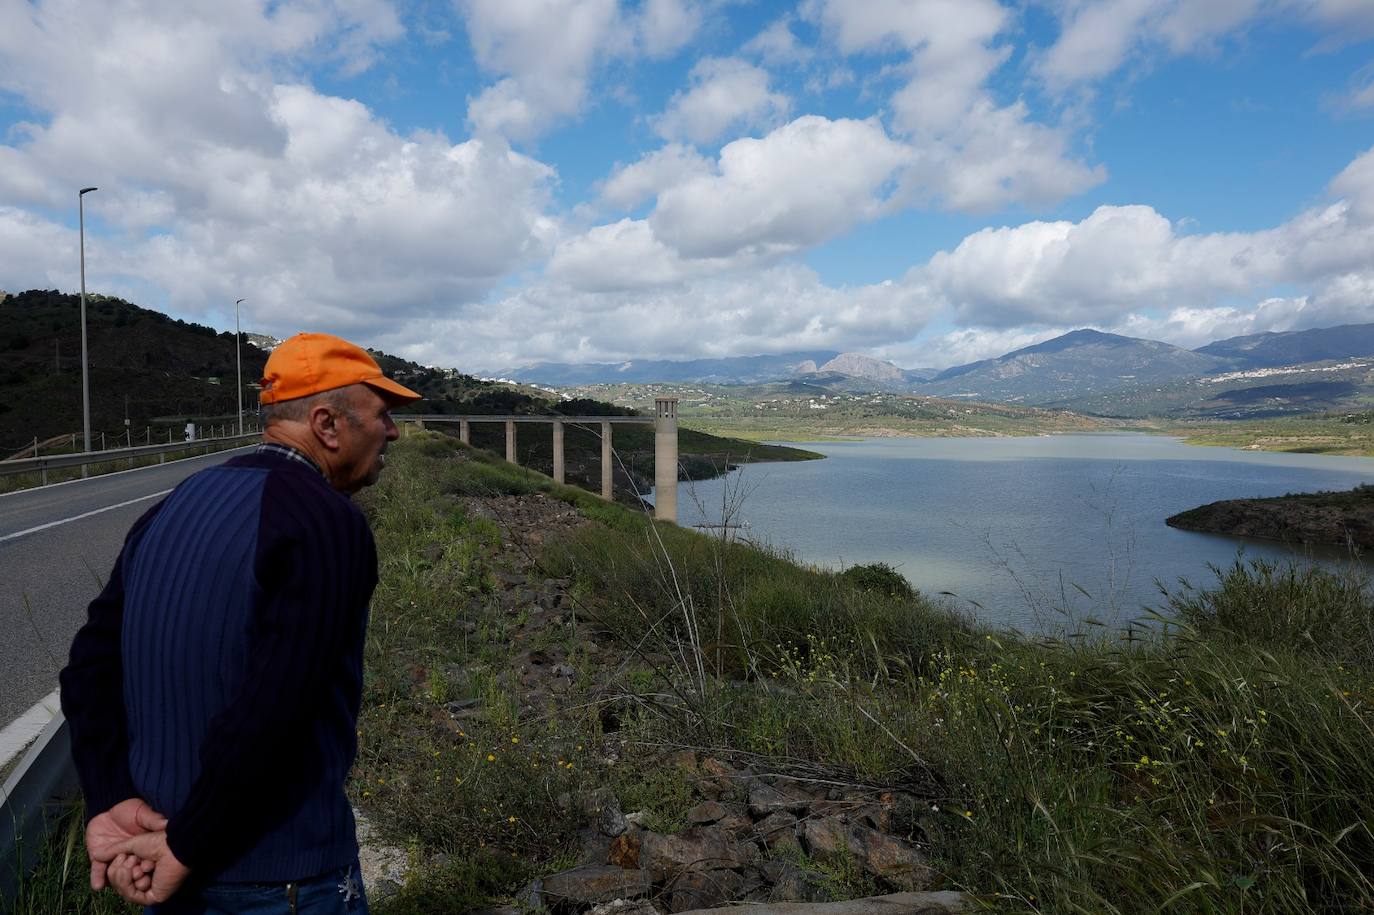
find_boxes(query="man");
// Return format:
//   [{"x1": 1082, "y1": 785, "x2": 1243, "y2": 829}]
[{"x1": 60, "y1": 332, "x2": 421, "y2": 912}]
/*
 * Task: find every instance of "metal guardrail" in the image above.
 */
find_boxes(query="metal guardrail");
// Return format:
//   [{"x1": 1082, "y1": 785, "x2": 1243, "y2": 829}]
[
  {"x1": 0, "y1": 433, "x2": 259, "y2": 480},
  {"x1": 0, "y1": 713, "x2": 76, "y2": 905}
]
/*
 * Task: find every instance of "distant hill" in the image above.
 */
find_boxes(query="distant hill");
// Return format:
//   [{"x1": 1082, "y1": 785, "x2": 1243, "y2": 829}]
[
  {"x1": 0, "y1": 290, "x2": 276, "y2": 451},
  {"x1": 1052, "y1": 356, "x2": 1374, "y2": 419},
  {"x1": 918, "y1": 329, "x2": 1231, "y2": 403},
  {"x1": 818, "y1": 353, "x2": 903, "y2": 383},
  {"x1": 1196, "y1": 323, "x2": 1374, "y2": 367},
  {"x1": 499, "y1": 351, "x2": 841, "y2": 386}
]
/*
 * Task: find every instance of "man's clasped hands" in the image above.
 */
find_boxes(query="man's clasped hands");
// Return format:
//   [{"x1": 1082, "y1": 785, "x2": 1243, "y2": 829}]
[{"x1": 86, "y1": 798, "x2": 190, "y2": 906}]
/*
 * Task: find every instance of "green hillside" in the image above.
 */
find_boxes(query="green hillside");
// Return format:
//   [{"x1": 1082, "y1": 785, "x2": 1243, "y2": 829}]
[{"x1": 0, "y1": 290, "x2": 271, "y2": 453}]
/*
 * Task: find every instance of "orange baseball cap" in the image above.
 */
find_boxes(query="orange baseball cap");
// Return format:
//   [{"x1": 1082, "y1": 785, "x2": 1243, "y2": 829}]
[{"x1": 259, "y1": 332, "x2": 422, "y2": 405}]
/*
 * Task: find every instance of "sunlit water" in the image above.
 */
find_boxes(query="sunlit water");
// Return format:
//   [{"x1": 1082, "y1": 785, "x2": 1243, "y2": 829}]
[{"x1": 664, "y1": 434, "x2": 1374, "y2": 633}]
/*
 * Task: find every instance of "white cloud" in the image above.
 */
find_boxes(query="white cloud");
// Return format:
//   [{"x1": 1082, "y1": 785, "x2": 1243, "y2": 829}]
[
  {"x1": 884, "y1": 325, "x2": 1061, "y2": 370},
  {"x1": 546, "y1": 218, "x2": 747, "y2": 290},
  {"x1": 808, "y1": 0, "x2": 1104, "y2": 211},
  {"x1": 1301, "y1": 0, "x2": 1374, "y2": 44},
  {"x1": 744, "y1": 17, "x2": 814, "y2": 67},
  {"x1": 650, "y1": 115, "x2": 913, "y2": 258},
  {"x1": 637, "y1": 0, "x2": 703, "y2": 58},
  {"x1": 129, "y1": 90, "x2": 560, "y2": 333},
  {"x1": 652, "y1": 57, "x2": 790, "y2": 145},
  {"x1": 561, "y1": 117, "x2": 917, "y2": 296},
  {"x1": 1340, "y1": 64, "x2": 1374, "y2": 109},
  {"x1": 599, "y1": 144, "x2": 713, "y2": 211},
  {"x1": 917, "y1": 145, "x2": 1374, "y2": 330},
  {"x1": 0, "y1": 2, "x2": 559, "y2": 342},
  {"x1": 458, "y1": 0, "x2": 628, "y2": 141},
  {"x1": 0, "y1": 207, "x2": 81, "y2": 292},
  {"x1": 1038, "y1": 0, "x2": 1374, "y2": 91},
  {"x1": 399, "y1": 263, "x2": 939, "y2": 370}
]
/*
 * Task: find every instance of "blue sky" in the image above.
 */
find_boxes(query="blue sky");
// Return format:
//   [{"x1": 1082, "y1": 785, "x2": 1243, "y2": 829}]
[{"x1": 1, "y1": 0, "x2": 1373, "y2": 372}]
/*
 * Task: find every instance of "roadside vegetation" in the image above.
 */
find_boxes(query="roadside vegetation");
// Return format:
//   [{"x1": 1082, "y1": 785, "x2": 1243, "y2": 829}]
[{"x1": 349, "y1": 434, "x2": 1374, "y2": 913}]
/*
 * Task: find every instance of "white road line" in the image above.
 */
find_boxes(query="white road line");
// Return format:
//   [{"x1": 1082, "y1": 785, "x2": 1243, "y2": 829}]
[
  {"x1": 0, "y1": 489, "x2": 172, "y2": 544},
  {"x1": 0, "y1": 686, "x2": 61, "y2": 771}
]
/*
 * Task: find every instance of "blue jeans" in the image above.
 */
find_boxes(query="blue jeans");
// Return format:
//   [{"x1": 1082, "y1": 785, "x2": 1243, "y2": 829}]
[{"x1": 147, "y1": 860, "x2": 368, "y2": 914}]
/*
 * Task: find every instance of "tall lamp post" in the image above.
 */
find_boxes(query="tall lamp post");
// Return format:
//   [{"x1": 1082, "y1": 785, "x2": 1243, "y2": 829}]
[
  {"x1": 235, "y1": 298, "x2": 246, "y2": 435},
  {"x1": 79, "y1": 186, "x2": 98, "y2": 454}
]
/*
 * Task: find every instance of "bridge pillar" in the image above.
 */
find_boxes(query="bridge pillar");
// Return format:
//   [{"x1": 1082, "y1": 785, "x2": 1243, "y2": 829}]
[
  {"x1": 505, "y1": 420, "x2": 516, "y2": 463},
  {"x1": 600, "y1": 421, "x2": 613, "y2": 500},
  {"x1": 460, "y1": 420, "x2": 470, "y2": 445},
  {"x1": 552, "y1": 420, "x2": 565, "y2": 484},
  {"x1": 654, "y1": 398, "x2": 678, "y2": 523}
]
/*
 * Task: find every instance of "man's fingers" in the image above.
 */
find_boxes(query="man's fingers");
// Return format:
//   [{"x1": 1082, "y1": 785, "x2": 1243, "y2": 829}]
[
  {"x1": 108, "y1": 854, "x2": 132, "y2": 895},
  {"x1": 110, "y1": 831, "x2": 163, "y2": 857},
  {"x1": 134, "y1": 802, "x2": 168, "y2": 831},
  {"x1": 89, "y1": 858, "x2": 106, "y2": 891}
]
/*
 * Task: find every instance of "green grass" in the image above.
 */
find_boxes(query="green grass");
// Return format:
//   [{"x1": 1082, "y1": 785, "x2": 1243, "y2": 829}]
[{"x1": 6, "y1": 805, "x2": 139, "y2": 914}]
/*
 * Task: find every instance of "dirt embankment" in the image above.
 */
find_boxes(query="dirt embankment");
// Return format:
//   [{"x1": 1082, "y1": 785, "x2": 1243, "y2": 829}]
[{"x1": 1166, "y1": 485, "x2": 1374, "y2": 550}]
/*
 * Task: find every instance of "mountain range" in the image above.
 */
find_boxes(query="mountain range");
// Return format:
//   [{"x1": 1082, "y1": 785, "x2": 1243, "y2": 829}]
[{"x1": 504, "y1": 323, "x2": 1374, "y2": 419}]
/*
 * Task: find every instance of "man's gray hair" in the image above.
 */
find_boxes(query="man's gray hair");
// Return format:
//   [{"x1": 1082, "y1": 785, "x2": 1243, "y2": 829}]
[{"x1": 261, "y1": 386, "x2": 360, "y2": 426}]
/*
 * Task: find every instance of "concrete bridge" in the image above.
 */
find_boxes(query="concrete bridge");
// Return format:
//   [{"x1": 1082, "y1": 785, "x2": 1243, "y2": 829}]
[{"x1": 400, "y1": 396, "x2": 679, "y2": 523}]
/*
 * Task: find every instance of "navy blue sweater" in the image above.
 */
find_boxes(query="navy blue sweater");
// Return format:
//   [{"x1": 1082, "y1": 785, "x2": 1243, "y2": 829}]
[{"x1": 60, "y1": 448, "x2": 377, "y2": 882}]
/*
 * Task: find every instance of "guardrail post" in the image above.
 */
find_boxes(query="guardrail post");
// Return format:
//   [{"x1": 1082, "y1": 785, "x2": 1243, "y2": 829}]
[
  {"x1": 460, "y1": 420, "x2": 470, "y2": 445},
  {"x1": 552, "y1": 420, "x2": 565, "y2": 484},
  {"x1": 654, "y1": 398, "x2": 678, "y2": 523},
  {"x1": 505, "y1": 420, "x2": 516, "y2": 463},
  {"x1": 601, "y1": 421, "x2": 613, "y2": 500}
]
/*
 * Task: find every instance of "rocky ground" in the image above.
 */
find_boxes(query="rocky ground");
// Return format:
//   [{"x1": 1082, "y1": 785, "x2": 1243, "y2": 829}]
[
  {"x1": 358, "y1": 490, "x2": 968, "y2": 915},
  {"x1": 1166, "y1": 485, "x2": 1374, "y2": 550}
]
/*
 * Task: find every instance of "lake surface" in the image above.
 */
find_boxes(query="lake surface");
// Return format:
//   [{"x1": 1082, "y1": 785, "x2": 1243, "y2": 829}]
[{"x1": 668, "y1": 434, "x2": 1374, "y2": 633}]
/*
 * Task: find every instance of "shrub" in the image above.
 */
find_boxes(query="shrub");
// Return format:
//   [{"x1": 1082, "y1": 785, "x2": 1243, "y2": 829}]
[
  {"x1": 838, "y1": 562, "x2": 916, "y2": 600},
  {"x1": 1161, "y1": 557, "x2": 1374, "y2": 668}
]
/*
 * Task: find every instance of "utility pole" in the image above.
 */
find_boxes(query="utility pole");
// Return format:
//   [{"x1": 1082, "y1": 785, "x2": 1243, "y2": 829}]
[
  {"x1": 235, "y1": 298, "x2": 246, "y2": 435},
  {"x1": 79, "y1": 186, "x2": 98, "y2": 454}
]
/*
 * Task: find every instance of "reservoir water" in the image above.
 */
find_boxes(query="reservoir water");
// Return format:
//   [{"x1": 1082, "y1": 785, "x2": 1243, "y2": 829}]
[{"x1": 672, "y1": 434, "x2": 1374, "y2": 633}]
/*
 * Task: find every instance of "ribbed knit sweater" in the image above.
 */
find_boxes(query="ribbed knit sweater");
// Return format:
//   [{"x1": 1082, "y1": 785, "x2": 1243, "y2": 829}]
[{"x1": 60, "y1": 447, "x2": 378, "y2": 882}]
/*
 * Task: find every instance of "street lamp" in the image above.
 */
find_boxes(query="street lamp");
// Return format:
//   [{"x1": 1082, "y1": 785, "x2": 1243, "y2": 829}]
[
  {"x1": 235, "y1": 298, "x2": 246, "y2": 436},
  {"x1": 79, "y1": 186, "x2": 98, "y2": 454}
]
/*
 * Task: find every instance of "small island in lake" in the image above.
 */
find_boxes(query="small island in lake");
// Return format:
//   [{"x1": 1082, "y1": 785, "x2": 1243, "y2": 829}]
[{"x1": 1166, "y1": 484, "x2": 1374, "y2": 549}]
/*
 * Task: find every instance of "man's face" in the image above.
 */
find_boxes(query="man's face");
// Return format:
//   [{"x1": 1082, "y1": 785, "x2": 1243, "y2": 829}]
[{"x1": 333, "y1": 385, "x2": 400, "y2": 493}]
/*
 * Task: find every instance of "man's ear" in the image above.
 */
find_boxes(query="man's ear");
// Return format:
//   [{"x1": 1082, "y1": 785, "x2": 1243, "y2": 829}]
[{"x1": 308, "y1": 402, "x2": 342, "y2": 450}]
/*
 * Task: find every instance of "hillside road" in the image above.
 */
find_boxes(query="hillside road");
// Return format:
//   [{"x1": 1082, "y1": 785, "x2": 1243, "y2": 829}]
[{"x1": 0, "y1": 448, "x2": 253, "y2": 728}]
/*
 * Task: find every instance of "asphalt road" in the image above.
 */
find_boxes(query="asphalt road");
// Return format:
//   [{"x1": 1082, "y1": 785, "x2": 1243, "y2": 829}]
[{"x1": 0, "y1": 447, "x2": 254, "y2": 727}]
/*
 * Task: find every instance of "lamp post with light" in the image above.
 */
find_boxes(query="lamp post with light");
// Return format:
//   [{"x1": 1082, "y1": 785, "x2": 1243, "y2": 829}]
[
  {"x1": 79, "y1": 186, "x2": 98, "y2": 455},
  {"x1": 235, "y1": 298, "x2": 246, "y2": 435}
]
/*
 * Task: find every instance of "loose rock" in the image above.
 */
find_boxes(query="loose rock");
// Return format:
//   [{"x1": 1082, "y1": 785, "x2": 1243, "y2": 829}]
[{"x1": 542, "y1": 865, "x2": 652, "y2": 907}]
